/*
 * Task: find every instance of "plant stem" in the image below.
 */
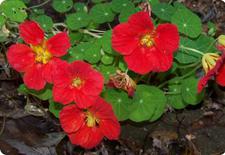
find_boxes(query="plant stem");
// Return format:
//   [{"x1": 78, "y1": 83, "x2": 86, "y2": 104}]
[
  {"x1": 158, "y1": 64, "x2": 202, "y2": 89},
  {"x1": 177, "y1": 60, "x2": 201, "y2": 69},
  {"x1": 82, "y1": 30, "x2": 102, "y2": 38},
  {"x1": 89, "y1": 29, "x2": 105, "y2": 33},
  {"x1": 28, "y1": 0, "x2": 51, "y2": 9},
  {"x1": 53, "y1": 23, "x2": 67, "y2": 28},
  {"x1": 180, "y1": 45, "x2": 204, "y2": 56}
]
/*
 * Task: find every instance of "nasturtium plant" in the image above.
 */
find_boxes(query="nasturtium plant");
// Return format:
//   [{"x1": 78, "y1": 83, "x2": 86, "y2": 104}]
[
  {"x1": 3, "y1": 0, "x2": 225, "y2": 150},
  {"x1": 89, "y1": 3, "x2": 115, "y2": 24},
  {"x1": 171, "y1": 6, "x2": 202, "y2": 38},
  {"x1": 66, "y1": 12, "x2": 90, "y2": 30},
  {"x1": 52, "y1": 0, "x2": 73, "y2": 13},
  {"x1": 152, "y1": 3, "x2": 176, "y2": 21},
  {"x1": 33, "y1": 15, "x2": 53, "y2": 31},
  {"x1": 0, "y1": 0, "x2": 27, "y2": 22}
]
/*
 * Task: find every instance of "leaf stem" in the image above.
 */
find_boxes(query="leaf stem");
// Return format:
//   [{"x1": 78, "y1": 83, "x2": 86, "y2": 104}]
[
  {"x1": 180, "y1": 45, "x2": 204, "y2": 56},
  {"x1": 82, "y1": 30, "x2": 102, "y2": 38},
  {"x1": 28, "y1": 0, "x2": 51, "y2": 9}
]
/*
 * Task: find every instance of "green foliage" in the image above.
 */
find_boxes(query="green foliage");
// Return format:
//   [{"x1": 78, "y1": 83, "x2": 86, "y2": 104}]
[
  {"x1": 0, "y1": 16, "x2": 5, "y2": 28},
  {"x1": 166, "y1": 76, "x2": 204, "y2": 109},
  {"x1": 171, "y1": 6, "x2": 202, "y2": 38},
  {"x1": 111, "y1": 0, "x2": 135, "y2": 13},
  {"x1": 18, "y1": 84, "x2": 52, "y2": 100},
  {"x1": 152, "y1": 3, "x2": 176, "y2": 21},
  {"x1": 181, "y1": 77, "x2": 204, "y2": 105},
  {"x1": 98, "y1": 64, "x2": 117, "y2": 82},
  {"x1": 129, "y1": 85, "x2": 166, "y2": 122},
  {"x1": 74, "y1": 2, "x2": 87, "y2": 12},
  {"x1": 52, "y1": 0, "x2": 73, "y2": 13},
  {"x1": 104, "y1": 89, "x2": 133, "y2": 121},
  {"x1": 66, "y1": 12, "x2": 90, "y2": 30},
  {"x1": 89, "y1": 3, "x2": 115, "y2": 24},
  {"x1": 0, "y1": 0, "x2": 27, "y2": 22},
  {"x1": 49, "y1": 99, "x2": 63, "y2": 118},
  {"x1": 33, "y1": 15, "x2": 53, "y2": 31}
]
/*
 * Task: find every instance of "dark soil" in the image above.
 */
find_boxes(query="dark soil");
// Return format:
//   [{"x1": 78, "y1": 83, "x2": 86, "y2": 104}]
[{"x1": 1, "y1": 0, "x2": 225, "y2": 155}]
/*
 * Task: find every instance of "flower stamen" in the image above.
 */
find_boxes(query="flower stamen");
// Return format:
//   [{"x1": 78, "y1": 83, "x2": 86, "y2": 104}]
[
  {"x1": 140, "y1": 33, "x2": 155, "y2": 47},
  {"x1": 85, "y1": 111, "x2": 100, "y2": 127},
  {"x1": 72, "y1": 77, "x2": 84, "y2": 89},
  {"x1": 31, "y1": 40, "x2": 52, "y2": 64}
]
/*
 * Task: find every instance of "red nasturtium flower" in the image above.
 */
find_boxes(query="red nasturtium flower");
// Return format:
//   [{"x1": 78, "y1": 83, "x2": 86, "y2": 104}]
[
  {"x1": 198, "y1": 38, "x2": 225, "y2": 92},
  {"x1": 60, "y1": 97, "x2": 120, "y2": 149},
  {"x1": 112, "y1": 11, "x2": 179, "y2": 74},
  {"x1": 53, "y1": 60, "x2": 104, "y2": 108},
  {"x1": 7, "y1": 20, "x2": 70, "y2": 90}
]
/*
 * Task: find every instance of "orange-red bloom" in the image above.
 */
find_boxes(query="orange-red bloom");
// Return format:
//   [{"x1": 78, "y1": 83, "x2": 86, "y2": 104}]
[
  {"x1": 198, "y1": 46, "x2": 225, "y2": 92},
  {"x1": 112, "y1": 11, "x2": 179, "y2": 74},
  {"x1": 60, "y1": 97, "x2": 120, "y2": 149},
  {"x1": 53, "y1": 61, "x2": 104, "y2": 108},
  {"x1": 7, "y1": 21, "x2": 70, "y2": 90}
]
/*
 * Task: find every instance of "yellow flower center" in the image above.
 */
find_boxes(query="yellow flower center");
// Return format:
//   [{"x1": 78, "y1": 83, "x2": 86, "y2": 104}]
[
  {"x1": 85, "y1": 111, "x2": 99, "y2": 127},
  {"x1": 140, "y1": 33, "x2": 155, "y2": 47},
  {"x1": 31, "y1": 40, "x2": 52, "y2": 64},
  {"x1": 202, "y1": 53, "x2": 220, "y2": 73},
  {"x1": 72, "y1": 77, "x2": 84, "y2": 89}
]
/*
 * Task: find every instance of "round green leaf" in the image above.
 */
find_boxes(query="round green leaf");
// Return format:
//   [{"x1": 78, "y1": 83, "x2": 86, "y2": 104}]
[
  {"x1": 181, "y1": 77, "x2": 204, "y2": 105},
  {"x1": 0, "y1": 0, "x2": 27, "y2": 22},
  {"x1": 119, "y1": 8, "x2": 136, "y2": 23},
  {"x1": 18, "y1": 84, "x2": 52, "y2": 101},
  {"x1": 104, "y1": 89, "x2": 133, "y2": 121},
  {"x1": 175, "y1": 37, "x2": 200, "y2": 64},
  {"x1": 152, "y1": 3, "x2": 176, "y2": 21},
  {"x1": 99, "y1": 65, "x2": 116, "y2": 82},
  {"x1": 65, "y1": 46, "x2": 85, "y2": 62},
  {"x1": 66, "y1": 12, "x2": 90, "y2": 30},
  {"x1": 101, "y1": 54, "x2": 114, "y2": 65},
  {"x1": 69, "y1": 32, "x2": 83, "y2": 45},
  {"x1": 74, "y1": 2, "x2": 87, "y2": 12},
  {"x1": 49, "y1": 99, "x2": 63, "y2": 118},
  {"x1": 52, "y1": 0, "x2": 73, "y2": 13},
  {"x1": 167, "y1": 85, "x2": 186, "y2": 109},
  {"x1": 34, "y1": 15, "x2": 53, "y2": 31},
  {"x1": 171, "y1": 8, "x2": 202, "y2": 38},
  {"x1": 89, "y1": 3, "x2": 115, "y2": 24},
  {"x1": 111, "y1": 0, "x2": 135, "y2": 13},
  {"x1": 129, "y1": 85, "x2": 166, "y2": 122}
]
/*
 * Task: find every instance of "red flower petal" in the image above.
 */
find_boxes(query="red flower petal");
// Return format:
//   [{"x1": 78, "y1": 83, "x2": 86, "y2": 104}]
[
  {"x1": 99, "y1": 119, "x2": 120, "y2": 140},
  {"x1": 53, "y1": 86, "x2": 74, "y2": 105},
  {"x1": 216, "y1": 63, "x2": 225, "y2": 86},
  {"x1": 112, "y1": 23, "x2": 139, "y2": 55},
  {"x1": 124, "y1": 47, "x2": 153, "y2": 74},
  {"x1": 82, "y1": 70, "x2": 104, "y2": 96},
  {"x1": 23, "y1": 64, "x2": 46, "y2": 90},
  {"x1": 90, "y1": 97, "x2": 116, "y2": 119},
  {"x1": 53, "y1": 61, "x2": 71, "y2": 88},
  {"x1": 46, "y1": 32, "x2": 71, "y2": 57},
  {"x1": 90, "y1": 98, "x2": 120, "y2": 140},
  {"x1": 7, "y1": 44, "x2": 35, "y2": 72},
  {"x1": 68, "y1": 126, "x2": 103, "y2": 149},
  {"x1": 128, "y1": 11, "x2": 154, "y2": 33},
  {"x1": 59, "y1": 105, "x2": 85, "y2": 134},
  {"x1": 42, "y1": 58, "x2": 68, "y2": 83},
  {"x1": 73, "y1": 92, "x2": 98, "y2": 108},
  {"x1": 150, "y1": 50, "x2": 173, "y2": 72},
  {"x1": 155, "y1": 23, "x2": 180, "y2": 53},
  {"x1": 19, "y1": 20, "x2": 44, "y2": 45}
]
